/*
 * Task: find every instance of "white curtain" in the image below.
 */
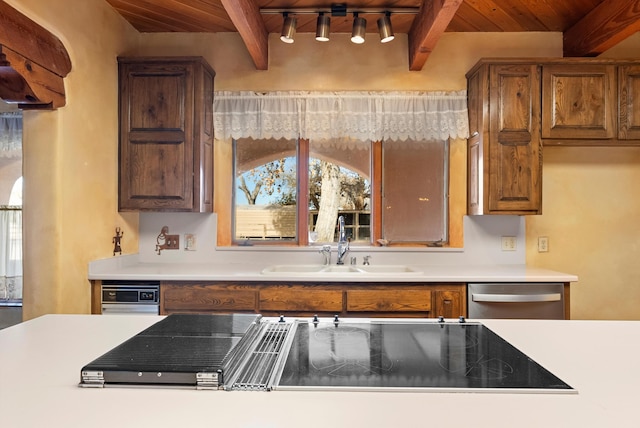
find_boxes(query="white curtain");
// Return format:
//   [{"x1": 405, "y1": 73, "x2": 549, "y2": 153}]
[
  {"x1": 214, "y1": 91, "x2": 469, "y2": 143},
  {"x1": 0, "y1": 209, "x2": 22, "y2": 301},
  {"x1": 0, "y1": 112, "x2": 23, "y2": 158}
]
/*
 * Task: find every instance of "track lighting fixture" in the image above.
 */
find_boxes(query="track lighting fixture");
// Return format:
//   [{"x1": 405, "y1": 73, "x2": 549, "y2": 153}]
[
  {"x1": 350, "y1": 13, "x2": 366, "y2": 44},
  {"x1": 267, "y1": 5, "x2": 417, "y2": 45},
  {"x1": 377, "y1": 12, "x2": 394, "y2": 43},
  {"x1": 315, "y1": 12, "x2": 330, "y2": 41},
  {"x1": 280, "y1": 13, "x2": 297, "y2": 44}
]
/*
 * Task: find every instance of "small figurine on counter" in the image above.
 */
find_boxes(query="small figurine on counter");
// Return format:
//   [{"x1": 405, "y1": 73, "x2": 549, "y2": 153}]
[{"x1": 112, "y1": 227, "x2": 123, "y2": 256}]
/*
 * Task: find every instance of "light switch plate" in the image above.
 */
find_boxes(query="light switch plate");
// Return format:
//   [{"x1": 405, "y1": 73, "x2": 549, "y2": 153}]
[{"x1": 185, "y1": 234, "x2": 197, "y2": 251}]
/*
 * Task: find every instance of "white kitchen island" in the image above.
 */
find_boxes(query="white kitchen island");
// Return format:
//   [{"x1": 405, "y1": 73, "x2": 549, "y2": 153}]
[{"x1": 0, "y1": 314, "x2": 635, "y2": 428}]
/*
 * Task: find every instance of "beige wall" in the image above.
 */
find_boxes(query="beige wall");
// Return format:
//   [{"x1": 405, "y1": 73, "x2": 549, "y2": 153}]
[
  {"x1": 525, "y1": 37, "x2": 640, "y2": 320},
  {"x1": 7, "y1": 0, "x2": 140, "y2": 318},
  {"x1": 8, "y1": 0, "x2": 640, "y2": 320}
]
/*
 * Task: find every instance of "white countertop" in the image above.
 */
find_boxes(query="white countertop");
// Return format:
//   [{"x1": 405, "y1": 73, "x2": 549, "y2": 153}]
[
  {"x1": 88, "y1": 257, "x2": 578, "y2": 282},
  {"x1": 0, "y1": 315, "x2": 636, "y2": 427}
]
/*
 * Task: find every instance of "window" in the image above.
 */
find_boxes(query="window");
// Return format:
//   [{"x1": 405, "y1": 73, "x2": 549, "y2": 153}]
[
  {"x1": 382, "y1": 140, "x2": 447, "y2": 243},
  {"x1": 234, "y1": 138, "x2": 297, "y2": 242},
  {"x1": 214, "y1": 90, "x2": 469, "y2": 248},
  {"x1": 232, "y1": 138, "x2": 447, "y2": 246}
]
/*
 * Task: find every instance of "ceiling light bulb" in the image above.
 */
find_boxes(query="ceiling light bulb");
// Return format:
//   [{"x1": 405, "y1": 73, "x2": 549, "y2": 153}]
[
  {"x1": 280, "y1": 14, "x2": 297, "y2": 44},
  {"x1": 377, "y1": 14, "x2": 394, "y2": 43},
  {"x1": 316, "y1": 13, "x2": 330, "y2": 42},
  {"x1": 351, "y1": 15, "x2": 366, "y2": 44}
]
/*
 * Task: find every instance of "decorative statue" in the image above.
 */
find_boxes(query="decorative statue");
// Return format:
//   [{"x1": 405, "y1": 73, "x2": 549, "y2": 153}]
[{"x1": 112, "y1": 227, "x2": 123, "y2": 256}]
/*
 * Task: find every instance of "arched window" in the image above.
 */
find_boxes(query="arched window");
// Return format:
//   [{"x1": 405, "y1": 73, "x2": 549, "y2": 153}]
[{"x1": 8, "y1": 176, "x2": 22, "y2": 206}]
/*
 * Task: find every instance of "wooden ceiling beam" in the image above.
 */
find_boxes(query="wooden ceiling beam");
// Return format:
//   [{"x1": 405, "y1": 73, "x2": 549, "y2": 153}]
[
  {"x1": 0, "y1": 1, "x2": 71, "y2": 109},
  {"x1": 0, "y1": 47, "x2": 66, "y2": 109},
  {"x1": 563, "y1": 0, "x2": 640, "y2": 57},
  {"x1": 0, "y1": 1, "x2": 71, "y2": 77},
  {"x1": 220, "y1": 0, "x2": 269, "y2": 70},
  {"x1": 408, "y1": 0, "x2": 463, "y2": 71}
]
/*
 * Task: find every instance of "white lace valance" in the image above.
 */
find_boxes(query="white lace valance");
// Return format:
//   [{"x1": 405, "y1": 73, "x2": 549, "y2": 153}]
[
  {"x1": 213, "y1": 91, "x2": 469, "y2": 142},
  {"x1": 0, "y1": 112, "x2": 22, "y2": 158}
]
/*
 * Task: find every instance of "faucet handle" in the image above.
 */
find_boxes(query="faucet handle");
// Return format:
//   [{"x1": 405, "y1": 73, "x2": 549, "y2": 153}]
[
  {"x1": 363, "y1": 255, "x2": 371, "y2": 265},
  {"x1": 319, "y1": 245, "x2": 332, "y2": 265}
]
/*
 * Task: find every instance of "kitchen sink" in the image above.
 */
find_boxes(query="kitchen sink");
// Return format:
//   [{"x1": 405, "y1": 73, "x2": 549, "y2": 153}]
[
  {"x1": 357, "y1": 265, "x2": 423, "y2": 274},
  {"x1": 260, "y1": 264, "x2": 423, "y2": 275}
]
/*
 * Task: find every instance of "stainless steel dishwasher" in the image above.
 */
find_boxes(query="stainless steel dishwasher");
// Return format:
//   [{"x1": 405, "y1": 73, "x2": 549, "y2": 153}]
[{"x1": 468, "y1": 283, "x2": 565, "y2": 319}]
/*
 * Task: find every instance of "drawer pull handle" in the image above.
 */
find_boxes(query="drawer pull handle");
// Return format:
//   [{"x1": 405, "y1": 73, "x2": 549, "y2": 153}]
[{"x1": 472, "y1": 293, "x2": 561, "y2": 303}]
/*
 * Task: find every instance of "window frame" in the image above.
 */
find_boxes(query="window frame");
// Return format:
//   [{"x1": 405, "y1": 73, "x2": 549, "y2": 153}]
[{"x1": 216, "y1": 138, "x2": 466, "y2": 248}]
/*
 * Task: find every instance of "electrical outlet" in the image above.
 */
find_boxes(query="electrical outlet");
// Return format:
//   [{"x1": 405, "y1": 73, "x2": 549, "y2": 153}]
[
  {"x1": 164, "y1": 235, "x2": 180, "y2": 250},
  {"x1": 538, "y1": 236, "x2": 549, "y2": 252},
  {"x1": 501, "y1": 236, "x2": 517, "y2": 251}
]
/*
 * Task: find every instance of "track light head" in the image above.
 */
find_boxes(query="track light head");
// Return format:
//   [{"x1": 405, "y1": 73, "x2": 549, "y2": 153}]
[
  {"x1": 315, "y1": 12, "x2": 330, "y2": 42},
  {"x1": 377, "y1": 12, "x2": 394, "y2": 43},
  {"x1": 351, "y1": 13, "x2": 366, "y2": 44},
  {"x1": 280, "y1": 13, "x2": 297, "y2": 44}
]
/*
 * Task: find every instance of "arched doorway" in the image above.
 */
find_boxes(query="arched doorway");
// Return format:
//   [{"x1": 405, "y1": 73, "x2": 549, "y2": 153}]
[{"x1": 0, "y1": 105, "x2": 22, "y2": 328}]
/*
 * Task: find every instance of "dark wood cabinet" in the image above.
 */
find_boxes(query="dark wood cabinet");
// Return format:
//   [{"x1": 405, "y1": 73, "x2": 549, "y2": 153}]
[
  {"x1": 542, "y1": 64, "x2": 615, "y2": 140},
  {"x1": 618, "y1": 65, "x2": 640, "y2": 140},
  {"x1": 118, "y1": 57, "x2": 214, "y2": 211},
  {"x1": 536, "y1": 59, "x2": 640, "y2": 146},
  {"x1": 466, "y1": 62, "x2": 542, "y2": 215},
  {"x1": 159, "y1": 281, "x2": 467, "y2": 319},
  {"x1": 162, "y1": 282, "x2": 256, "y2": 313}
]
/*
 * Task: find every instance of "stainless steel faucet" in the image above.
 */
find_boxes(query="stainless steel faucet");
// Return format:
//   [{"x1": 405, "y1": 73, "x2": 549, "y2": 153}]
[{"x1": 336, "y1": 215, "x2": 350, "y2": 265}]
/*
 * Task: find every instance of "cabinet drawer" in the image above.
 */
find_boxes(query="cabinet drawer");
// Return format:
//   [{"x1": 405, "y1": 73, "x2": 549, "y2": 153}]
[
  {"x1": 260, "y1": 289, "x2": 342, "y2": 312},
  {"x1": 163, "y1": 286, "x2": 256, "y2": 312},
  {"x1": 346, "y1": 290, "x2": 431, "y2": 312}
]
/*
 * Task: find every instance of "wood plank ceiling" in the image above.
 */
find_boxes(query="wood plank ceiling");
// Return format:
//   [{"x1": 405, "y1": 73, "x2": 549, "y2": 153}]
[{"x1": 106, "y1": 0, "x2": 640, "y2": 71}]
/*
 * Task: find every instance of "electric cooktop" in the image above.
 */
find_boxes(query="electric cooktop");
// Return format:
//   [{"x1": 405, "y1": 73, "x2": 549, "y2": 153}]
[
  {"x1": 275, "y1": 320, "x2": 575, "y2": 393},
  {"x1": 80, "y1": 314, "x2": 575, "y2": 393},
  {"x1": 80, "y1": 313, "x2": 262, "y2": 388}
]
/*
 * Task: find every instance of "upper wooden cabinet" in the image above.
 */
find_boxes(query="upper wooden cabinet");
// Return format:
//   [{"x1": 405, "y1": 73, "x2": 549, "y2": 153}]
[
  {"x1": 542, "y1": 64, "x2": 615, "y2": 141},
  {"x1": 618, "y1": 65, "x2": 640, "y2": 140},
  {"x1": 467, "y1": 58, "x2": 640, "y2": 215},
  {"x1": 538, "y1": 59, "x2": 640, "y2": 146},
  {"x1": 118, "y1": 57, "x2": 215, "y2": 211},
  {"x1": 466, "y1": 62, "x2": 542, "y2": 215}
]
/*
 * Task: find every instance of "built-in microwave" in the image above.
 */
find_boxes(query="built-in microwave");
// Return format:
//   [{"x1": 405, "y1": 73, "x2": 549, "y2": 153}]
[{"x1": 101, "y1": 280, "x2": 159, "y2": 315}]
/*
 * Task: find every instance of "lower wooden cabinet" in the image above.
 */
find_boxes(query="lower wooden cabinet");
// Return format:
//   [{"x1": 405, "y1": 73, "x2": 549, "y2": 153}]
[
  {"x1": 346, "y1": 289, "x2": 431, "y2": 313},
  {"x1": 162, "y1": 283, "x2": 257, "y2": 313},
  {"x1": 159, "y1": 281, "x2": 467, "y2": 318}
]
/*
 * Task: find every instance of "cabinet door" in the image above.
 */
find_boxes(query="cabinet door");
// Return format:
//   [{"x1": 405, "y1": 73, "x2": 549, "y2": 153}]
[
  {"x1": 618, "y1": 65, "x2": 640, "y2": 140},
  {"x1": 542, "y1": 64, "x2": 615, "y2": 140},
  {"x1": 346, "y1": 289, "x2": 431, "y2": 313},
  {"x1": 260, "y1": 287, "x2": 343, "y2": 313},
  {"x1": 466, "y1": 68, "x2": 484, "y2": 215},
  {"x1": 488, "y1": 64, "x2": 542, "y2": 213},
  {"x1": 433, "y1": 286, "x2": 466, "y2": 319},
  {"x1": 161, "y1": 283, "x2": 257, "y2": 314},
  {"x1": 195, "y1": 65, "x2": 214, "y2": 212},
  {"x1": 119, "y1": 60, "x2": 195, "y2": 210}
]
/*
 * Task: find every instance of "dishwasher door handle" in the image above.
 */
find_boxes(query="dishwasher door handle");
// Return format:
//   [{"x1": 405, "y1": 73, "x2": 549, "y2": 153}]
[{"x1": 471, "y1": 293, "x2": 562, "y2": 303}]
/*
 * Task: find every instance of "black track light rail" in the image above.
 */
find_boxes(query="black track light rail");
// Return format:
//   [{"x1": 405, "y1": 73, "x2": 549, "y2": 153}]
[{"x1": 260, "y1": 7, "x2": 420, "y2": 16}]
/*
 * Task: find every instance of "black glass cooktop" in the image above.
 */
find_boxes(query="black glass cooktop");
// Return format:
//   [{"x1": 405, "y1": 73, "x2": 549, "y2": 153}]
[
  {"x1": 276, "y1": 321, "x2": 574, "y2": 392},
  {"x1": 80, "y1": 314, "x2": 261, "y2": 387}
]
